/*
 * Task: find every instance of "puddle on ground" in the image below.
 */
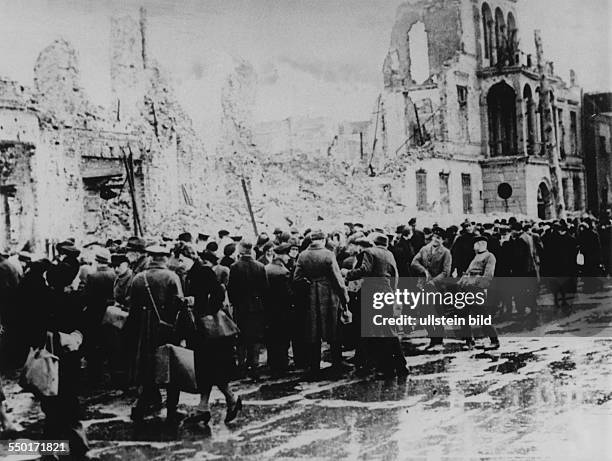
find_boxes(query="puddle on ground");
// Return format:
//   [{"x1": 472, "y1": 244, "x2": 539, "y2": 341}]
[
  {"x1": 485, "y1": 351, "x2": 538, "y2": 374},
  {"x1": 407, "y1": 357, "x2": 454, "y2": 375},
  {"x1": 242, "y1": 379, "x2": 302, "y2": 401}
]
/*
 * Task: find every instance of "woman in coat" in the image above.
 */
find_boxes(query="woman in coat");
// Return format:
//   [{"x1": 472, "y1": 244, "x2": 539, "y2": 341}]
[
  {"x1": 176, "y1": 244, "x2": 242, "y2": 426},
  {"x1": 293, "y1": 230, "x2": 349, "y2": 376}
]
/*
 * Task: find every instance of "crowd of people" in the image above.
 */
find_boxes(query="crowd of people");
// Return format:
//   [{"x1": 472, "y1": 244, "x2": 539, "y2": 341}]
[{"x1": 0, "y1": 212, "x2": 610, "y2": 459}]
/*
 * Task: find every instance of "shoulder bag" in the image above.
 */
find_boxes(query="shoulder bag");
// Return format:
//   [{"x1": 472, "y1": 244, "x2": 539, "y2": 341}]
[{"x1": 144, "y1": 271, "x2": 175, "y2": 344}]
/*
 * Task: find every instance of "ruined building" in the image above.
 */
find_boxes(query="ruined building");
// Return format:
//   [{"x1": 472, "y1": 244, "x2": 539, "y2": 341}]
[
  {"x1": 377, "y1": 0, "x2": 585, "y2": 219},
  {"x1": 0, "y1": 10, "x2": 258, "y2": 252},
  {"x1": 583, "y1": 92, "x2": 612, "y2": 215}
]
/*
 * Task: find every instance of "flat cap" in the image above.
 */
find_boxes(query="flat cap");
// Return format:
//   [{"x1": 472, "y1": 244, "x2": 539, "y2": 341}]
[
  {"x1": 95, "y1": 248, "x2": 112, "y2": 265},
  {"x1": 57, "y1": 240, "x2": 80, "y2": 258},
  {"x1": 432, "y1": 227, "x2": 445, "y2": 237},
  {"x1": 146, "y1": 245, "x2": 171, "y2": 256},
  {"x1": 310, "y1": 229, "x2": 326, "y2": 240},
  {"x1": 273, "y1": 243, "x2": 292, "y2": 255}
]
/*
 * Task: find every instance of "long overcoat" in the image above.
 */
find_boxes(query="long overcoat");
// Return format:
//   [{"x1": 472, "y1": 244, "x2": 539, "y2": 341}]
[
  {"x1": 293, "y1": 241, "x2": 348, "y2": 343},
  {"x1": 264, "y1": 259, "x2": 293, "y2": 343},
  {"x1": 125, "y1": 261, "x2": 183, "y2": 386},
  {"x1": 227, "y1": 255, "x2": 268, "y2": 341}
]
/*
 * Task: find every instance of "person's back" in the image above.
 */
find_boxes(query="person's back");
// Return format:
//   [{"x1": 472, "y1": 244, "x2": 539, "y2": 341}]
[
  {"x1": 130, "y1": 263, "x2": 182, "y2": 324},
  {"x1": 392, "y1": 236, "x2": 415, "y2": 277},
  {"x1": 84, "y1": 266, "x2": 116, "y2": 325},
  {"x1": 228, "y1": 256, "x2": 267, "y2": 313},
  {"x1": 348, "y1": 244, "x2": 398, "y2": 291}
]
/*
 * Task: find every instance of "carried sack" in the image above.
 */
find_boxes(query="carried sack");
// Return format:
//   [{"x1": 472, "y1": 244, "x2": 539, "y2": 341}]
[
  {"x1": 144, "y1": 271, "x2": 175, "y2": 343},
  {"x1": 19, "y1": 332, "x2": 59, "y2": 397},
  {"x1": 576, "y1": 251, "x2": 585, "y2": 266},
  {"x1": 198, "y1": 309, "x2": 240, "y2": 339},
  {"x1": 154, "y1": 344, "x2": 198, "y2": 393},
  {"x1": 102, "y1": 305, "x2": 129, "y2": 330}
]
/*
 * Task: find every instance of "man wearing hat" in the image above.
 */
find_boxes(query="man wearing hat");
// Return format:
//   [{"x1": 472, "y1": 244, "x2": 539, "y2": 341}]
[
  {"x1": 408, "y1": 218, "x2": 425, "y2": 253},
  {"x1": 541, "y1": 220, "x2": 577, "y2": 310},
  {"x1": 254, "y1": 232, "x2": 271, "y2": 260},
  {"x1": 227, "y1": 241, "x2": 268, "y2": 376},
  {"x1": 220, "y1": 243, "x2": 237, "y2": 268},
  {"x1": 111, "y1": 253, "x2": 133, "y2": 308},
  {"x1": 196, "y1": 233, "x2": 210, "y2": 254},
  {"x1": 343, "y1": 233, "x2": 407, "y2": 379},
  {"x1": 257, "y1": 241, "x2": 274, "y2": 266},
  {"x1": 451, "y1": 220, "x2": 476, "y2": 276},
  {"x1": 217, "y1": 230, "x2": 232, "y2": 258},
  {"x1": 272, "y1": 227, "x2": 283, "y2": 245},
  {"x1": 505, "y1": 221, "x2": 537, "y2": 318},
  {"x1": 411, "y1": 227, "x2": 452, "y2": 351},
  {"x1": 82, "y1": 248, "x2": 117, "y2": 383},
  {"x1": 458, "y1": 236, "x2": 499, "y2": 349},
  {"x1": 126, "y1": 245, "x2": 184, "y2": 424},
  {"x1": 126, "y1": 237, "x2": 149, "y2": 274},
  {"x1": 391, "y1": 225, "x2": 417, "y2": 278},
  {"x1": 264, "y1": 243, "x2": 293, "y2": 374},
  {"x1": 293, "y1": 230, "x2": 349, "y2": 377}
]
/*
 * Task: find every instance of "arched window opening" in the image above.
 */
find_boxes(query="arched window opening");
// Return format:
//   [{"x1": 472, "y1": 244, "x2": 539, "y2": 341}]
[
  {"x1": 538, "y1": 182, "x2": 552, "y2": 220},
  {"x1": 408, "y1": 22, "x2": 430, "y2": 84},
  {"x1": 523, "y1": 84, "x2": 536, "y2": 154},
  {"x1": 506, "y1": 12, "x2": 517, "y2": 65},
  {"x1": 487, "y1": 81, "x2": 517, "y2": 156},
  {"x1": 494, "y1": 8, "x2": 506, "y2": 64},
  {"x1": 535, "y1": 86, "x2": 544, "y2": 154},
  {"x1": 481, "y1": 3, "x2": 494, "y2": 61}
]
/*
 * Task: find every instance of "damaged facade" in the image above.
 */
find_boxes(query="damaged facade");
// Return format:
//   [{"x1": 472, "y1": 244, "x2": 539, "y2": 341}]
[
  {"x1": 583, "y1": 92, "x2": 612, "y2": 215},
  {"x1": 0, "y1": 9, "x2": 258, "y2": 251},
  {"x1": 377, "y1": 0, "x2": 586, "y2": 219}
]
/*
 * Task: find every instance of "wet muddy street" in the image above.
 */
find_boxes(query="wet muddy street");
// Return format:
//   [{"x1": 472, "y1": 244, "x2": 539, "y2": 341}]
[{"x1": 3, "y1": 284, "x2": 612, "y2": 460}]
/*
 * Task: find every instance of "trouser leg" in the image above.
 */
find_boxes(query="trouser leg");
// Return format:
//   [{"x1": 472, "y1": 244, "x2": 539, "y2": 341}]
[
  {"x1": 42, "y1": 395, "x2": 89, "y2": 457},
  {"x1": 390, "y1": 336, "x2": 406, "y2": 368},
  {"x1": 309, "y1": 340, "x2": 322, "y2": 371},
  {"x1": 292, "y1": 340, "x2": 307, "y2": 368},
  {"x1": 135, "y1": 384, "x2": 162, "y2": 411},
  {"x1": 246, "y1": 343, "x2": 259, "y2": 369},
  {"x1": 330, "y1": 341, "x2": 342, "y2": 365},
  {"x1": 166, "y1": 385, "x2": 180, "y2": 415}
]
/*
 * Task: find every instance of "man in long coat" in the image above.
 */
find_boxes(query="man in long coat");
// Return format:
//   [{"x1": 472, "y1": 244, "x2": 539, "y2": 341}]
[
  {"x1": 228, "y1": 241, "x2": 268, "y2": 375},
  {"x1": 83, "y1": 248, "x2": 116, "y2": 383},
  {"x1": 293, "y1": 230, "x2": 349, "y2": 376},
  {"x1": 451, "y1": 221, "x2": 476, "y2": 276},
  {"x1": 541, "y1": 221, "x2": 577, "y2": 309},
  {"x1": 264, "y1": 243, "x2": 293, "y2": 374},
  {"x1": 344, "y1": 233, "x2": 407, "y2": 379},
  {"x1": 411, "y1": 228, "x2": 452, "y2": 350},
  {"x1": 126, "y1": 245, "x2": 183, "y2": 423}
]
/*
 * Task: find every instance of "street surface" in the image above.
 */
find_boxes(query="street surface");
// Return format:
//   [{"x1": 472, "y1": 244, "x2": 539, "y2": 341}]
[{"x1": 2, "y1": 281, "x2": 612, "y2": 460}]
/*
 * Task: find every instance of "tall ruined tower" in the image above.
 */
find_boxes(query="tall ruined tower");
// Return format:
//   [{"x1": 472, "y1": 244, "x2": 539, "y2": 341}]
[{"x1": 110, "y1": 8, "x2": 147, "y2": 126}]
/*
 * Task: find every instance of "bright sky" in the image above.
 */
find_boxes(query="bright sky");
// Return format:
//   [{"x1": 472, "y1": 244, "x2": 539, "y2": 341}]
[{"x1": 0, "y1": 0, "x2": 610, "y2": 128}]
